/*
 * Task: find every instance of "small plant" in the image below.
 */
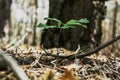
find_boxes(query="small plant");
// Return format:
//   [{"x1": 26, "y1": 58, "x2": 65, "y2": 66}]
[
  {"x1": 37, "y1": 17, "x2": 89, "y2": 29},
  {"x1": 37, "y1": 17, "x2": 89, "y2": 57}
]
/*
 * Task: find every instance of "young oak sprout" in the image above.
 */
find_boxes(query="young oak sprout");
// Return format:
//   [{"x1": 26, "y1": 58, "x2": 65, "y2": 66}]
[
  {"x1": 37, "y1": 17, "x2": 89, "y2": 57},
  {"x1": 37, "y1": 17, "x2": 89, "y2": 29}
]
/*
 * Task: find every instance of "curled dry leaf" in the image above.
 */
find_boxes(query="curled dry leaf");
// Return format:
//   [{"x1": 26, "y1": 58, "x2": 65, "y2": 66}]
[{"x1": 59, "y1": 69, "x2": 80, "y2": 80}]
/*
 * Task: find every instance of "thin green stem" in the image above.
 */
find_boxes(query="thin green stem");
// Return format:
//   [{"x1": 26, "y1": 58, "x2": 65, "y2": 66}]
[{"x1": 57, "y1": 28, "x2": 62, "y2": 58}]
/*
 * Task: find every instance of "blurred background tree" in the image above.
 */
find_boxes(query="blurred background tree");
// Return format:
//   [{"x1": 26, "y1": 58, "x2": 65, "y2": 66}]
[
  {"x1": 41, "y1": 0, "x2": 106, "y2": 50},
  {"x1": 0, "y1": 0, "x2": 12, "y2": 38},
  {"x1": 0, "y1": 0, "x2": 119, "y2": 52}
]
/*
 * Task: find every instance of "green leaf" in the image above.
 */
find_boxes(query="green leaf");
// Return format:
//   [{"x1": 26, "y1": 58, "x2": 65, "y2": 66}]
[
  {"x1": 61, "y1": 25, "x2": 75, "y2": 29},
  {"x1": 37, "y1": 23, "x2": 56, "y2": 29},
  {"x1": 44, "y1": 17, "x2": 62, "y2": 27},
  {"x1": 79, "y1": 24, "x2": 87, "y2": 28},
  {"x1": 79, "y1": 18, "x2": 89, "y2": 23},
  {"x1": 65, "y1": 19, "x2": 78, "y2": 24},
  {"x1": 63, "y1": 19, "x2": 88, "y2": 28},
  {"x1": 65, "y1": 23, "x2": 82, "y2": 26},
  {"x1": 64, "y1": 19, "x2": 81, "y2": 27},
  {"x1": 37, "y1": 23, "x2": 47, "y2": 27}
]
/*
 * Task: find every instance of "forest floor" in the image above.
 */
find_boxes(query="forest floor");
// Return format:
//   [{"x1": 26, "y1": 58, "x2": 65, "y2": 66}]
[{"x1": 0, "y1": 43, "x2": 120, "y2": 80}]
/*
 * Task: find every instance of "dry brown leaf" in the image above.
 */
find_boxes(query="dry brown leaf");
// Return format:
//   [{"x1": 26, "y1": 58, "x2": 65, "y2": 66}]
[
  {"x1": 59, "y1": 69, "x2": 79, "y2": 80},
  {"x1": 35, "y1": 45, "x2": 42, "y2": 51},
  {"x1": 39, "y1": 69, "x2": 54, "y2": 80}
]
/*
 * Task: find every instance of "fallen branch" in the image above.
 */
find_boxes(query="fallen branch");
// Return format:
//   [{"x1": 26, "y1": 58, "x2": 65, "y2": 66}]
[
  {"x1": 0, "y1": 50, "x2": 29, "y2": 80},
  {"x1": 68, "y1": 35, "x2": 120, "y2": 59},
  {"x1": 41, "y1": 35, "x2": 120, "y2": 60},
  {"x1": 9, "y1": 35, "x2": 119, "y2": 67}
]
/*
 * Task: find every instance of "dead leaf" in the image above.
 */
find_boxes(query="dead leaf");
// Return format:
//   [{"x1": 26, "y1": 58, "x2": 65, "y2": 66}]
[
  {"x1": 39, "y1": 69, "x2": 54, "y2": 80},
  {"x1": 59, "y1": 69, "x2": 79, "y2": 80}
]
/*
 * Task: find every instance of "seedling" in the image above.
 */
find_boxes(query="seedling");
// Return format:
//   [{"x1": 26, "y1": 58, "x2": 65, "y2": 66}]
[
  {"x1": 37, "y1": 17, "x2": 89, "y2": 57},
  {"x1": 37, "y1": 17, "x2": 89, "y2": 29}
]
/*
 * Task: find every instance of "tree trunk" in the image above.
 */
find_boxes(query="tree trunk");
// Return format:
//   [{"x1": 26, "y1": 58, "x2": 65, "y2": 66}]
[
  {"x1": 112, "y1": 0, "x2": 118, "y2": 39},
  {"x1": 112, "y1": 0, "x2": 118, "y2": 49},
  {"x1": 0, "y1": 0, "x2": 12, "y2": 38},
  {"x1": 41, "y1": 0, "x2": 106, "y2": 50}
]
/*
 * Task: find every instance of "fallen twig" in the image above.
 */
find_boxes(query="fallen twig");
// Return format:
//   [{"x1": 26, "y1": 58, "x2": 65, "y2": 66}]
[
  {"x1": 41, "y1": 35, "x2": 120, "y2": 60},
  {"x1": 7, "y1": 33, "x2": 28, "y2": 50},
  {"x1": 0, "y1": 50, "x2": 29, "y2": 80},
  {"x1": 68, "y1": 35, "x2": 120, "y2": 59}
]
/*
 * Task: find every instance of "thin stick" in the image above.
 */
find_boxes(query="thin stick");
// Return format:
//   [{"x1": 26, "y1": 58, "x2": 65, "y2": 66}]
[
  {"x1": 69, "y1": 35, "x2": 120, "y2": 59},
  {"x1": 42, "y1": 35, "x2": 120, "y2": 59},
  {"x1": 0, "y1": 50, "x2": 29, "y2": 80},
  {"x1": 8, "y1": 33, "x2": 28, "y2": 50},
  {"x1": 5, "y1": 36, "x2": 19, "y2": 48}
]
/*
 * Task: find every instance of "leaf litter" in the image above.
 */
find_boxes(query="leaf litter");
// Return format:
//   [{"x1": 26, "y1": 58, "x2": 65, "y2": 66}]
[{"x1": 0, "y1": 44, "x2": 120, "y2": 80}]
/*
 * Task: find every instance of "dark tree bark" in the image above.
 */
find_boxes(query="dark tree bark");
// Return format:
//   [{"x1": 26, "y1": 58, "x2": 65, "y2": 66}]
[
  {"x1": 112, "y1": 0, "x2": 118, "y2": 39},
  {"x1": 112, "y1": 0, "x2": 118, "y2": 49},
  {"x1": 0, "y1": 0, "x2": 12, "y2": 38},
  {"x1": 41, "y1": 0, "x2": 106, "y2": 50}
]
